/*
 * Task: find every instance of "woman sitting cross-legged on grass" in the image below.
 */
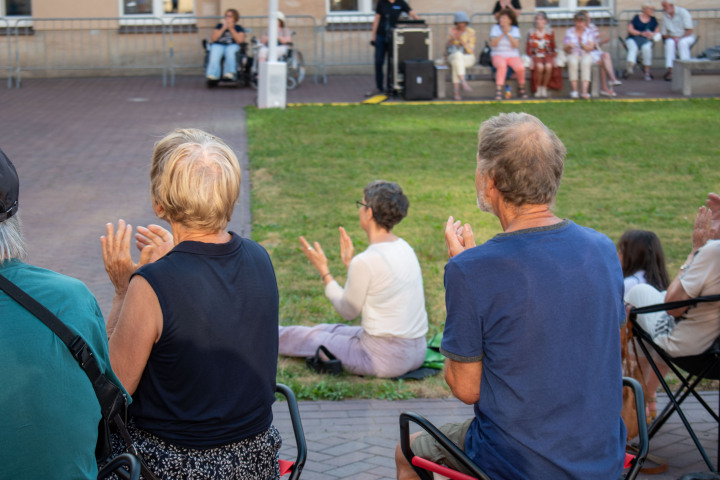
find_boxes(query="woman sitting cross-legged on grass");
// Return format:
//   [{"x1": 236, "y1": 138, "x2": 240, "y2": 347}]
[{"x1": 280, "y1": 180, "x2": 428, "y2": 378}]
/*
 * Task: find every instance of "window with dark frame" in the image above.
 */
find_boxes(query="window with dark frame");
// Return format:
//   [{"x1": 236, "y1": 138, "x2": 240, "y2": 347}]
[{"x1": 5, "y1": 0, "x2": 31, "y2": 15}]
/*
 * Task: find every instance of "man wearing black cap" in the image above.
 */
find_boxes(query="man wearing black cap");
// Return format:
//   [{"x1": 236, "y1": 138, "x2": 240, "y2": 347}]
[{"x1": 0, "y1": 148, "x2": 127, "y2": 479}]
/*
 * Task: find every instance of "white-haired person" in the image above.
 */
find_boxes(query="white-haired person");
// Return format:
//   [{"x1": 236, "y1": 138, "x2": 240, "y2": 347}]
[
  {"x1": 625, "y1": 1, "x2": 660, "y2": 80},
  {"x1": 282, "y1": 180, "x2": 429, "y2": 378},
  {"x1": 258, "y1": 11, "x2": 293, "y2": 63},
  {"x1": 660, "y1": 0, "x2": 694, "y2": 81},
  {"x1": 446, "y1": 12, "x2": 476, "y2": 101},
  {"x1": 101, "y1": 129, "x2": 282, "y2": 479},
  {"x1": 0, "y1": 148, "x2": 127, "y2": 479},
  {"x1": 564, "y1": 11, "x2": 595, "y2": 99}
]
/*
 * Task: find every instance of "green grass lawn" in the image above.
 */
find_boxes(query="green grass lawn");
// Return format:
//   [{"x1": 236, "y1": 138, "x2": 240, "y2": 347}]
[{"x1": 247, "y1": 99, "x2": 720, "y2": 400}]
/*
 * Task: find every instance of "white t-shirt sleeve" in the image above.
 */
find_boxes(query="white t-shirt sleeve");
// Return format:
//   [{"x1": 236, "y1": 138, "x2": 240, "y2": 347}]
[
  {"x1": 325, "y1": 255, "x2": 371, "y2": 320},
  {"x1": 490, "y1": 24, "x2": 502, "y2": 39}
]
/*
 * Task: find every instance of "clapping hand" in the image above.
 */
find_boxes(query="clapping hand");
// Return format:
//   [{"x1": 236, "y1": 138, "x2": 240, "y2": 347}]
[
  {"x1": 299, "y1": 236, "x2": 329, "y2": 276},
  {"x1": 339, "y1": 227, "x2": 354, "y2": 268},
  {"x1": 135, "y1": 224, "x2": 174, "y2": 264},
  {"x1": 444, "y1": 216, "x2": 476, "y2": 258},
  {"x1": 707, "y1": 192, "x2": 720, "y2": 237},
  {"x1": 102, "y1": 220, "x2": 160, "y2": 295},
  {"x1": 692, "y1": 206, "x2": 714, "y2": 251}
]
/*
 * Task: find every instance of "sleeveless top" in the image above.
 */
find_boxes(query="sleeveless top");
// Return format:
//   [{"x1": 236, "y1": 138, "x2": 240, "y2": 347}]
[{"x1": 130, "y1": 233, "x2": 279, "y2": 449}]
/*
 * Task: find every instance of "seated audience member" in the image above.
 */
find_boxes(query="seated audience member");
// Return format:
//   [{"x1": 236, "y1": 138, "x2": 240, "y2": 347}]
[
  {"x1": 626, "y1": 1, "x2": 660, "y2": 80},
  {"x1": 582, "y1": 10, "x2": 623, "y2": 97},
  {"x1": 625, "y1": 196, "x2": 720, "y2": 421},
  {"x1": 526, "y1": 11, "x2": 556, "y2": 98},
  {"x1": 446, "y1": 12, "x2": 476, "y2": 101},
  {"x1": 206, "y1": 8, "x2": 245, "y2": 81},
  {"x1": 564, "y1": 12, "x2": 595, "y2": 99},
  {"x1": 617, "y1": 229, "x2": 670, "y2": 293},
  {"x1": 101, "y1": 129, "x2": 281, "y2": 479},
  {"x1": 490, "y1": 8, "x2": 527, "y2": 100},
  {"x1": 258, "y1": 11, "x2": 293, "y2": 63},
  {"x1": 395, "y1": 113, "x2": 626, "y2": 480},
  {"x1": 492, "y1": 0, "x2": 521, "y2": 21},
  {"x1": 281, "y1": 180, "x2": 428, "y2": 378},
  {"x1": 660, "y1": 0, "x2": 695, "y2": 81},
  {"x1": 0, "y1": 149, "x2": 126, "y2": 479}
]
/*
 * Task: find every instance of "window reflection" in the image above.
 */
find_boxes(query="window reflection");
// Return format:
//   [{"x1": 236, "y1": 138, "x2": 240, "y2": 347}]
[{"x1": 330, "y1": 0, "x2": 359, "y2": 12}]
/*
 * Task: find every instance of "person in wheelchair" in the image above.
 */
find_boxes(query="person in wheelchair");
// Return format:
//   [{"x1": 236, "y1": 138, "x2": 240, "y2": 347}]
[
  {"x1": 258, "y1": 11, "x2": 293, "y2": 64},
  {"x1": 625, "y1": 194, "x2": 720, "y2": 419},
  {"x1": 206, "y1": 8, "x2": 245, "y2": 81}
]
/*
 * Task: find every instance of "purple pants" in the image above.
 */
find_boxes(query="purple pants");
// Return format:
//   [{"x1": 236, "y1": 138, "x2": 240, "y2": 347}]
[{"x1": 279, "y1": 323, "x2": 426, "y2": 378}]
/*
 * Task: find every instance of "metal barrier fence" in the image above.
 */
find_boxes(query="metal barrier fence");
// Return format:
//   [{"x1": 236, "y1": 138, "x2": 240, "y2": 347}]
[
  {"x1": 2, "y1": 8, "x2": 718, "y2": 87},
  {"x1": 168, "y1": 14, "x2": 319, "y2": 86},
  {"x1": 1, "y1": 18, "x2": 10, "y2": 87},
  {"x1": 11, "y1": 17, "x2": 168, "y2": 87},
  {"x1": 614, "y1": 8, "x2": 720, "y2": 69}
]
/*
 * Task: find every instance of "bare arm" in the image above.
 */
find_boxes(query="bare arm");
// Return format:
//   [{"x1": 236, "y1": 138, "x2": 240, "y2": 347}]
[
  {"x1": 108, "y1": 275, "x2": 163, "y2": 395},
  {"x1": 445, "y1": 358, "x2": 482, "y2": 404},
  {"x1": 229, "y1": 26, "x2": 245, "y2": 44},
  {"x1": 665, "y1": 206, "x2": 714, "y2": 317},
  {"x1": 210, "y1": 24, "x2": 226, "y2": 43},
  {"x1": 408, "y1": 9, "x2": 420, "y2": 21}
]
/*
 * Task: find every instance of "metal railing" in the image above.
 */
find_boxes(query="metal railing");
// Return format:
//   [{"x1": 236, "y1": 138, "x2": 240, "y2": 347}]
[
  {"x1": 168, "y1": 14, "x2": 319, "y2": 86},
  {"x1": 11, "y1": 17, "x2": 168, "y2": 87},
  {"x1": 1, "y1": 18, "x2": 10, "y2": 87},
  {"x1": 1, "y1": 8, "x2": 718, "y2": 88}
]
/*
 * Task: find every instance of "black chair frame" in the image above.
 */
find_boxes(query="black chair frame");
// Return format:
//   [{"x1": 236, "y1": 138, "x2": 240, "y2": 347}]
[
  {"x1": 97, "y1": 453, "x2": 141, "y2": 480},
  {"x1": 276, "y1": 383, "x2": 307, "y2": 480},
  {"x1": 630, "y1": 294, "x2": 720, "y2": 472},
  {"x1": 399, "y1": 377, "x2": 648, "y2": 480}
]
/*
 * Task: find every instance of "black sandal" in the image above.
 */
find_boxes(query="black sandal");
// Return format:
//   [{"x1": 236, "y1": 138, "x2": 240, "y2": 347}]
[
  {"x1": 305, "y1": 345, "x2": 342, "y2": 375},
  {"x1": 519, "y1": 86, "x2": 528, "y2": 99},
  {"x1": 495, "y1": 86, "x2": 503, "y2": 100}
]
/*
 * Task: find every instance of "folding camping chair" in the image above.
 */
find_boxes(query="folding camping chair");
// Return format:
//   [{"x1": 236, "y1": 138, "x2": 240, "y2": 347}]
[
  {"x1": 276, "y1": 383, "x2": 307, "y2": 480},
  {"x1": 97, "y1": 453, "x2": 140, "y2": 480},
  {"x1": 399, "y1": 377, "x2": 648, "y2": 480},
  {"x1": 630, "y1": 295, "x2": 720, "y2": 474}
]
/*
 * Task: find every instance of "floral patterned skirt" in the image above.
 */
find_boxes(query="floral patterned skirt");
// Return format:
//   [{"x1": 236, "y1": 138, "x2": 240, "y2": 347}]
[{"x1": 109, "y1": 420, "x2": 282, "y2": 480}]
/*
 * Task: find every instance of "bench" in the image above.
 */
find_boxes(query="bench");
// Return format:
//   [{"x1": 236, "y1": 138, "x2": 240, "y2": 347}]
[
  {"x1": 671, "y1": 59, "x2": 720, "y2": 96},
  {"x1": 435, "y1": 62, "x2": 601, "y2": 99}
]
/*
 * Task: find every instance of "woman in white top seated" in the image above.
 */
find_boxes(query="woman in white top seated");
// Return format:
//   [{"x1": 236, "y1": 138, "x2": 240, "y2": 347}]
[{"x1": 280, "y1": 180, "x2": 428, "y2": 378}]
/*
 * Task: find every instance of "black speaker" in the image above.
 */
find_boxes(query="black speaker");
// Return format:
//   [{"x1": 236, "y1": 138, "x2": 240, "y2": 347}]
[{"x1": 403, "y1": 59, "x2": 435, "y2": 100}]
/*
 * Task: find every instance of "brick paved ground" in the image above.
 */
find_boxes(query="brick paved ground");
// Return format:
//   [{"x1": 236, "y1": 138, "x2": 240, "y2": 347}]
[{"x1": 1, "y1": 74, "x2": 717, "y2": 479}]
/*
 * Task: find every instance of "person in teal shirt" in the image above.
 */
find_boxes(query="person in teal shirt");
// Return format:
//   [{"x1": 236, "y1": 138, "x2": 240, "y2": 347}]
[{"x1": 0, "y1": 148, "x2": 127, "y2": 479}]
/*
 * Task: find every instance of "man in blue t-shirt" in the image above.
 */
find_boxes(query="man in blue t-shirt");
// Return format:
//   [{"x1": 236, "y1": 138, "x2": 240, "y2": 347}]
[
  {"x1": 0, "y1": 149, "x2": 127, "y2": 479},
  {"x1": 395, "y1": 113, "x2": 626, "y2": 480}
]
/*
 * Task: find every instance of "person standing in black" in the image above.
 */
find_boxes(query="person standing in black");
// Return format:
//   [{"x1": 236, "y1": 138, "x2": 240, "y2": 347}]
[
  {"x1": 493, "y1": 0, "x2": 522, "y2": 20},
  {"x1": 367, "y1": 0, "x2": 420, "y2": 96}
]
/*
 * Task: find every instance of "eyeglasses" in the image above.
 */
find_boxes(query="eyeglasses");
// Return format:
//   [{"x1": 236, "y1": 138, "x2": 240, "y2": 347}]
[{"x1": 355, "y1": 200, "x2": 368, "y2": 209}]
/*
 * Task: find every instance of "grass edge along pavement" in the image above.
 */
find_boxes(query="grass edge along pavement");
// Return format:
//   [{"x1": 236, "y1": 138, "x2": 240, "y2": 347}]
[{"x1": 246, "y1": 98, "x2": 720, "y2": 401}]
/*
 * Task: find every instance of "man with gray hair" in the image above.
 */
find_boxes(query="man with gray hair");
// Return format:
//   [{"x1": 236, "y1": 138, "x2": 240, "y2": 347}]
[
  {"x1": 660, "y1": 0, "x2": 695, "y2": 81},
  {"x1": 395, "y1": 113, "x2": 626, "y2": 479},
  {"x1": 0, "y1": 148, "x2": 126, "y2": 478}
]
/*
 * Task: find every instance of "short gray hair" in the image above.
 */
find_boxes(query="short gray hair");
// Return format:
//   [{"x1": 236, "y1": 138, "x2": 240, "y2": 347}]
[
  {"x1": 0, "y1": 212, "x2": 27, "y2": 262},
  {"x1": 476, "y1": 113, "x2": 566, "y2": 207}
]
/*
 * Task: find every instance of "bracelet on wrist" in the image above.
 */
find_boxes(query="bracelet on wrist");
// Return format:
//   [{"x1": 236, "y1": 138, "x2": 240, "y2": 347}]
[{"x1": 321, "y1": 272, "x2": 332, "y2": 280}]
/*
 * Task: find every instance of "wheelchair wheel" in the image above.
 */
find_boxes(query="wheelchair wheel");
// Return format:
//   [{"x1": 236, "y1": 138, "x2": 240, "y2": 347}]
[{"x1": 286, "y1": 50, "x2": 305, "y2": 90}]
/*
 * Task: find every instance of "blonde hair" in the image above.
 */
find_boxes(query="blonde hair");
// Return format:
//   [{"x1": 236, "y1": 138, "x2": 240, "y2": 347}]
[{"x1": 150, "y1": 128, "x2": 241, "y2": 232}]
